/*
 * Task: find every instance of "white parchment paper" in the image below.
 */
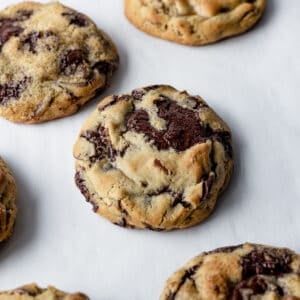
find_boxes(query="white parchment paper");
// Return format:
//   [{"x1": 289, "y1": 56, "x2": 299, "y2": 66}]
[{"x1": 0, "y1": 1, "x2": 299, "y2": 299}]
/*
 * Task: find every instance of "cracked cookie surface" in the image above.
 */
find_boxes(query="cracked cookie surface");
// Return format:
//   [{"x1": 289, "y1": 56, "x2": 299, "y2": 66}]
[
  {"x1": 0, "y1": 157, "x2": 17, "y2": 242},
  {"x1": 125, "y1": 0, "x2": 266, "y2": 45},
  {"x1": 0, "y1": 1, "x2": 119, "y2": 123},
  {"x1": 74, "y1": 85, "x2": 233, "y2": 230},
  {"x1": 161, "y1": 243, "x2": 300, "y2": 299},
  {"x1": 0, "y1": 284, "x2": 88, "y2": 300}
]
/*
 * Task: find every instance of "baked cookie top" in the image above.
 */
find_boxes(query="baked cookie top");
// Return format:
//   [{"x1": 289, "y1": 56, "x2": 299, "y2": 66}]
[
  {"x1": 74, "y1": 85, "x2": 233, "y2": 230},
  {"x1": 0, "y1": 1, "x2": 119, "y2": 123},
  {"x1": 0, "y1": 284, "x2": 88, "y2": 300},
  {"x1": 125, "y1": 0, "x2": 266, "y2": 45},
  {"x1": 0, "y1": 157, "x2": 17, "y2": 242},
  {"x1": 161, "y1": 243, "x2": 300, "y2": 299}
]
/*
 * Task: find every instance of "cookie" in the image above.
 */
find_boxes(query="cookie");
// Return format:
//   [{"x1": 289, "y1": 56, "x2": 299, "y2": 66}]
[
  {"x1": 74, "y1": 85, "x2": 233, "y2": 230},
  {"x1": 161, "y1": 243, "x2": 300, "y2": 299},
  {"x1": 0, "y1": 2, "x2": 119, "y2": 124},
  {"x1": 0, "y1": 157, "x2": 17, "y2": 242},
  {"x1": 0, "y1": 284, "x2": 88, "y2": 300},
  {"x1": 125, "y1": 0, "x2": 266, "y2": 45}
]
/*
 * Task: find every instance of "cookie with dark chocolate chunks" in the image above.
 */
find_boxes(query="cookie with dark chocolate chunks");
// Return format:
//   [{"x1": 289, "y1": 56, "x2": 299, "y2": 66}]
[
  {"x1": 0, "y1": 2, "x2": 118, "y2": 124},
  {"x1": 0, "y1": 157, "x2": 17, "y2": 242},
  {"x1": 0, "y1": 283, "x2": 89, "y2": 300},
  {"x1": 74, "y1": 85, "x2": 233, "y2": 230},
  {"x1": 161, "y1": 243, "x2": 300, "y2": 300}
]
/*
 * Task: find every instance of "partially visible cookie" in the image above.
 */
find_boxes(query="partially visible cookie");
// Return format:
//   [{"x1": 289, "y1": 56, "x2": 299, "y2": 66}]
[
  {"x1": 0, "y1": 284, "x2": 89, "y2": 300},
  {"x1": 0, "y1": 157, "x2": 17, "y2": 242},
  {"x1": 0, "y1": 1, "x2": 119, "y2": 123},
  {"x1": 125, "y1": 0, "x2": 266, "y2": 45},
  {"x1": 74, "y1": 85, "x2": 233, "y2": 230},
  {"x1": 161, "y1": 243, "x2": 300, "y2": 299}
]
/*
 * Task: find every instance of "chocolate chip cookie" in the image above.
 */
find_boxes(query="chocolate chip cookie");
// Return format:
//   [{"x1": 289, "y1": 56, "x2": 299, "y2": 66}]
[
  {"x1": 0, "y1": 157, "x2": 17, "y2": 242},
  {"x1": 74, "y1": 85, "x2": 233, "y2": 230},
  {"x1": 0, "y1": 2, "x2": 119, "y2": 123},
  {"x1": 125, "y1": 0, "x2": 266, "y2": 45},
  {"x1": 161, "y1": 243, "x2": 300, "y2": 299},
  {"x1": 0, "y1": 284, "x2": 88, "y2": 300}
]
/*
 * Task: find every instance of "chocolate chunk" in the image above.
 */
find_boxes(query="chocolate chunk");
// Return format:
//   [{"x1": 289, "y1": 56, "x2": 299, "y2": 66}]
[
  {"x1": 232, "y1": 275, "x2": 284, "y2": 300},
  {"x1": 242, "y1": 249, "x2": 292, "y2": 279},
  {"x1": 15, "y1": 10, "x2": 33, "y2": 21},
  {"x1": 81, "y1": 126, "x2": 116, "y2": 163},
  {"x1": 93, "y1": 61, "x2": 112, "y2": 75},
  {"x1": 153, "y1": 159, "x2": 169, "y2": 175},
  {"x1": 147, "y1": 186, "x2": 169, "y2": 197},
  {"x1": 201, "y1": 173, "x2": 215, "y2": 201},
  {"x1": 172, "y1": 193, "x2": 192, "y2": 209},
  {"x1": 62, "y1": 12, "x2": 88, "y2": 27},
  {"x1": 21, "y1": 31, "x2": 54, "y2": 53},
  {"x1": 167, "y1": 264, "x2": 201, "y2": 300},
  {"x1": 214, "y1": 131, "x2": 233, "y2": 159},
  {"x1": 131, "y1": 86, "x2": 160, "y2": 100},
  {"x1": 60, "y1": 49, "x2": 86, "y2": 75},
  {"x1": 143, "y1": 85, "x2": 161, "y2": 92},
  {"x1": 131, "y1": 89, "x2": 145, "y2": 100},
  {"x1": 0, "y1": 19, "x2": 23, "y2": 50},
  {"x1": 0, "y1": 10, "x2": 33, "y2": 50},
  {"x1": 75, "y1": 171, "x2": 98, "y2": 212},
  {"x1": 0, "y1": 77, "x2": 30, "y2": 104},
  {"x1": 126, "y1": 97, "x2": 214, "y2": 151}
]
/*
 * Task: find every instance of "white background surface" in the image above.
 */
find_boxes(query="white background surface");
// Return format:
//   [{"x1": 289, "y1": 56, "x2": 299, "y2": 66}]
[{"x1": 0, "y1": 0, "x2": 299, "y2": 299}]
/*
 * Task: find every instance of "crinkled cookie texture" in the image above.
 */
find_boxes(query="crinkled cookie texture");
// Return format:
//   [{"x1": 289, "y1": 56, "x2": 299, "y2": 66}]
[
  {"x1": 125, "y1": 0, "x2": 266, "y2": 45},
  {"x1": 0, "y1": 1, "x2": 119, "y2": 124},
  {"x1": 74, "y1": 85, "x2": 233, "y2": 230},
  {"x1": 0, "y1": 157, "x2": 17, "y2": 242},
  {"x1": 0, "y1": 284, "x2": 88, "y2": 300},
  {"x1": 161, "y1": 243, "x2": 300, "y2": 300}
]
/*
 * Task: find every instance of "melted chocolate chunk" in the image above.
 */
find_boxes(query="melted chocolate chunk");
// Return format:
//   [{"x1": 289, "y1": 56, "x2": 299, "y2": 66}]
[
  {"x1": 132, "y1": 89, "x2": 145, "y2": 100},
  {"x1": 62, "y1": 12, "x2": 88, "y2": 27},
  {"x1": 127, "y1": 98, "x2": 214, "y2": 151},
  {"x1": 75, "y1": 172, "x2": 98, "y2": 212},
  {"x1": 232, "y1": 275, "x2": 284, "y2": 300},
  {"x1": 153, "y1": 159, "x2": 169, "y2": 175},
  {"x1": 94, "y1": 61, "x2": 112, "y2": 75},
  {"x1": 172, "y1": 193, "x2": 192, "y2": 208},
  {"x1": 144, "y1": 85, "x2": 161, "y2": 92},
  {"x1": 242, "y1": 249, "x2": 292, "y2": 279},
  {"x1": 0, "y1": 19, "x2": 23, "y2": 50},
  {"x1": 0, "y1": 10, "x2": 33, "y2": 50},
  {"x1": 147, "y1": 186, "x2": 169, "y2": 197},
  {"x1": 81, "y1": 127, "x2": 116, "y2": 163},
  {"x1": 131, "y1": 86, "x2": 160, "y2": 100},
  {"x1": 15, "y1": 10, "x2": 33, "y2": 21},
  {"x1": 21, "y1": 31, "x2": 54, "y2": 53},
  {"x1": 146, "y1": 187, "x2": 191, "y2": 209},
  {"x1": 0, "y1": 77, "x2": 30, "y2": 104},
  {"x1": 201, "y1": 173, "x2": 215, "y2": 201},
  {"x1": 60, "y1": 49, "x2": 86, "y2": 75},
  {"x1": 167, "y1": 264, "x2": 201, "y2": 300},
  {"x1": 214, "y1": 131, "x2": 233, "y2": 159}
]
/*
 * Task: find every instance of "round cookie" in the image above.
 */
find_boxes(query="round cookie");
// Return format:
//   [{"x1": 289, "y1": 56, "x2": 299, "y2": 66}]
[
  {"x1": 125, "y1": 0, "x2": 266, "y2": 45},
  {"x1": 0, "y1": 2, "x2": 119, "y2": 124},
  {"x1": 74, "y1": 85, "x2": 233, "y2": 230},
  {"x1": 0, "y1": 157, "x2": 17, "y2": 242},
  {"x1": 0, "y1": 284, "x2": 88, "y2": 300},
  {"x1": 161, "y1": 243, "x2": 300, "y2": 299}
]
